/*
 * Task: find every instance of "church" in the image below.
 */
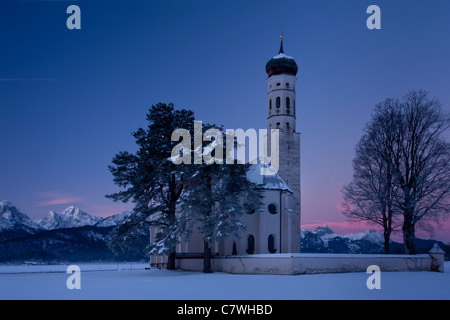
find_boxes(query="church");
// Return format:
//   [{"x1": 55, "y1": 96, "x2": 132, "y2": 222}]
[{"x1": 150, "y1": 35, "x2": 301, "y2": 268}]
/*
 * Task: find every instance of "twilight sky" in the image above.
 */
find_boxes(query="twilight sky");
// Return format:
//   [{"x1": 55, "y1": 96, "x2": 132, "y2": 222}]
[{"x1": 1, "y1": 0, "x2": 449, "y2": 242}]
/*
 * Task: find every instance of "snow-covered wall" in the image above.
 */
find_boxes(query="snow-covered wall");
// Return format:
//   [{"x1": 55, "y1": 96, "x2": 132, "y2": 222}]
[{"x1": 177, "y1": 252, "x2": 445, "y2": 275}]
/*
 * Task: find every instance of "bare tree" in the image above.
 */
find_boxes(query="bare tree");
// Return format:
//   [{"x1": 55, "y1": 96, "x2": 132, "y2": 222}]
[
  {"x1": 391, "y1": 90, "x2": 450, "y2": 254},
  {"x1": 342, "y1": 99, "x2": 402, "y2": 253},
  {"x1": 343, "y1": 90, "x2": 450, "y2": 254}
]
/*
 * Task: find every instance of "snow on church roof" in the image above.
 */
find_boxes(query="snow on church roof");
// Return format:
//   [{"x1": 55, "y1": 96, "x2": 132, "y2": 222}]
[
  {"x1": 272, "y1": 52, "x2": 294, "y2": 60},
  {"x1": 246, "y1": 161, "x2": 293, "y2": 193},
  {"x1": 265, "y1": 36, "x2": 298, "y2": 77}
]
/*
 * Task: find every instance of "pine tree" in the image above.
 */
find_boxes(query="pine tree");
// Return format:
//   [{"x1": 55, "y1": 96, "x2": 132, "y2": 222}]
[{"x1": 106, "y1": 103, "x2": 195, "y2": 269}]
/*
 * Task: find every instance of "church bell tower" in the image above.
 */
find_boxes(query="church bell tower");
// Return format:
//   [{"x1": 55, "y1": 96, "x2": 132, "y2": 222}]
[{"x1": 265, "y1": 34, "x2": 301, "y2": 252}]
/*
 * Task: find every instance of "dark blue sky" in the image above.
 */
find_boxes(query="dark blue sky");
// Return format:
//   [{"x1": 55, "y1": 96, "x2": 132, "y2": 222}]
[{"x1": 1, "y1": 0, "x2": 449, "y2": 241}]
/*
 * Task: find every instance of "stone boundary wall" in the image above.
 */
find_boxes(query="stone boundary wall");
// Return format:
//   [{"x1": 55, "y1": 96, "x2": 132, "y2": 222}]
[{"x1": 176, "y1": 250, "x2": 445, "y2": 274}]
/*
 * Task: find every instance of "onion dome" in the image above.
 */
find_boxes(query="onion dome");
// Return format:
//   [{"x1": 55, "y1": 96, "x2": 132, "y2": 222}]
[{"x1": 265, "y1": 35, "x2": 298, "y2": 77}]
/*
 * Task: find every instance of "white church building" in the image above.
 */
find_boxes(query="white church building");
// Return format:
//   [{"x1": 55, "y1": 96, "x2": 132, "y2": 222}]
[{"x1": 150, "y1": 36, "x2": 301, "y2": 269}]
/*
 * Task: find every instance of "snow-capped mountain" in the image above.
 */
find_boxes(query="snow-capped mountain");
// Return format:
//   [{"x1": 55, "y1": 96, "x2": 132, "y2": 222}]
[
  {"x1": 343, "y1": 229, "x2": 385, "y2": 243},
  {"x1": 0, "y1": 200, "x2": 41, "y2": 233},
  {"x1": 95, "y1": 211, "x2": 133, "y2": 227},
  {"x1": 310, "y1": 225, "x2": 335, "y2": 237},
  {"x1": 0, "y1": 201, "x2": 145, "y2": 262},
  {"x1": 301, "y1": 225, "x2": 449, "y2": 255},
  {"x1": 301, "y1": 225, "x2": 385, "y2": 254},
  {"x1": 38, "y1": 206, "x2": 103, "y2": 230},
  {"x1": 1, "y1": 201, "x2": 131, "y2": 231}
]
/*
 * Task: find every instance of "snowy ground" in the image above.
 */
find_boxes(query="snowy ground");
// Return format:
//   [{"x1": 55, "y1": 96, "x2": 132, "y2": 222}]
[{"x1": 0, "y1": 262, "x2": 448, "y2": 300}]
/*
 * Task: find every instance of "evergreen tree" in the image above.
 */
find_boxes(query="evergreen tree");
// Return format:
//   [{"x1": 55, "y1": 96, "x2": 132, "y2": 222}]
[{"x1": 106, "y1": 103, "x2": 195, "y2": 269}]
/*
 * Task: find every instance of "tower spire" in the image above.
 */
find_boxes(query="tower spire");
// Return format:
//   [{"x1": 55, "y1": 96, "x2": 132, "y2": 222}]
[{"x1": 279, "y1": 25, "x2": 284, "y2": 54}]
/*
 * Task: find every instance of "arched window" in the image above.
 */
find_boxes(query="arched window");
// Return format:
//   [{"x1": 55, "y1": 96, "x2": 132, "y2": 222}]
[
  {"x1": 246, "y1": 235, "x2": 255, "y2": 254},
  {"x1": 268, "y1": 234, "x2": 277, "y2": 253},
  {"x1": 286, "y1": 97, "x2": 290, "y2": 114},
  {"x1": 276, "y1": 97, "x2": 280, "y2": 108},
  {"x1": 269, "y1": 99, "x2": 272, "y2": 110}
]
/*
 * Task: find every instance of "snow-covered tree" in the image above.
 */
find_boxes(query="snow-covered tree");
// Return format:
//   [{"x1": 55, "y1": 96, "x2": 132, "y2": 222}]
[{"x1": 106, "y1": 103, "x2": 195, "y2": 269}]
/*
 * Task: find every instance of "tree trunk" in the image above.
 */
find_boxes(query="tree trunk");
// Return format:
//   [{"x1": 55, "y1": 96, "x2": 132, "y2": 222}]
[
  {"x1": 167, "y1": 251, "x2": 176, "y2": 270},
  {"x1": 383, "y1": 230, "x2": 391, "y2": 254},
  {"x1": 203, "y1": 240, "x2": 213, "y2": 273},
  {"x1": 165, "y1": 206, "x2": 178, "y2": 270},
  {"x1": 402, "y1": 216, "x2": 416, "y2": 255}
]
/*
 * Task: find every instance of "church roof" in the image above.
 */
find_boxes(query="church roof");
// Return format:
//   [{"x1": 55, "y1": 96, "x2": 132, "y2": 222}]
[
  {"x1": 265, "y1": 37, "x2": 298, "y2": 77},
  {"x1": 246, "y1": 161, "x2": 293, "y2": 193}
]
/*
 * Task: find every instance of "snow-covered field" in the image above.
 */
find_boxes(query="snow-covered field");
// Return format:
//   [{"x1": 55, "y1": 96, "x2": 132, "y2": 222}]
[{"x1": 0, "y1": 262, "x2": 448, "y2": 300}]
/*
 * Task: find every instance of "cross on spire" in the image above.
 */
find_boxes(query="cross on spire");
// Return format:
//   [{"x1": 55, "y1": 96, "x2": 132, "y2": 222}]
[{"x1": 279, "y1": 25, "x2": 284, "y2": 54}]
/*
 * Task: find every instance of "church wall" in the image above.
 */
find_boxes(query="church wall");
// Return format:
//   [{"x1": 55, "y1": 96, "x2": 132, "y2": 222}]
[
  {"x1": 220, "y1": 189, "x2": 300, "y2": 256},
  {"x1": 288, "y1": 132, "x2": 301, "y2": 252}
]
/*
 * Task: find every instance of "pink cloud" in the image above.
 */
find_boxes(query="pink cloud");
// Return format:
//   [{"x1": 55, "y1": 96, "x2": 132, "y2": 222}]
[{"x1": 37, "y1": 197, "x2": 83, "y2": 207}]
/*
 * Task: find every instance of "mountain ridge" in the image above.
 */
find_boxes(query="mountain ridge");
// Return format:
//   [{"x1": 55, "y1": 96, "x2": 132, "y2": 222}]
[
  {"x1": 301, "y1": 224, "x2": 448, "y2": 255},
  {"x1": 1, "y1": 200, "x2": 126, "y2": 231},
  {"x1": 0, "y1": 200, "x2": 41, "y2": 232},
  {"x1": 37, "y1": 206, "x2": 104, "y2": 230},
  {"x1": 0, "y1": 200, "x2": 145, "y2": 262},
  {"x1": 0, "y1": 201, "x2": 448, "y2": 262}
]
